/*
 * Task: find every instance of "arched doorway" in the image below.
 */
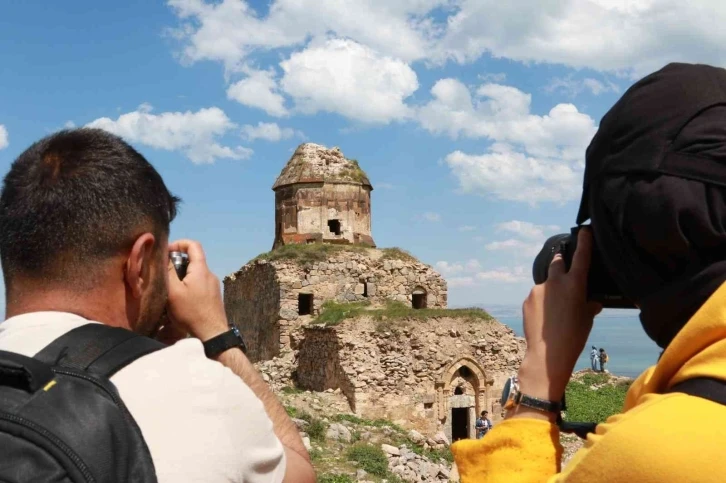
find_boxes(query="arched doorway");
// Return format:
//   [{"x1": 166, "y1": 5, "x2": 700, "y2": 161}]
[
  {"x1": 412, "y1": 287, "x2": 427, "y2": 309},
  {"x1": 435, "y1": 357, "x2": 489, "y2": 442}
]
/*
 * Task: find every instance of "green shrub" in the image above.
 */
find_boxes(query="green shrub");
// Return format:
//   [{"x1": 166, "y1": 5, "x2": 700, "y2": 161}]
[
  {"x1": 563, "y1": 379, "x2": 630, "y2": 423},
  {"x1": 284, "y1": 405, "x2": 298, "y2": 418},
  {"x1": 315, "y1": 300, "x2": 492, "y2": 327},
  {"x1": 307, "y1": 418, "x2": 328, "y2": 442},
  {"x1": 309, "y1": 447, "x2": 323, "y2": 462},
  {"x1": 318, "y1": 474, "x2": 354, "y2": 483},
  {"x1": 281, "y1": 386, "x2": 305, "y2": 395},
  {"x1": 252, "y1": 243, "x2": 369, "y2": 265},
  {"x1": 578, "y1": 373, "x2": 610, "y2": 386},
  {"x1": 347, "y1": 443, "x2": 389, "y2": 477}
]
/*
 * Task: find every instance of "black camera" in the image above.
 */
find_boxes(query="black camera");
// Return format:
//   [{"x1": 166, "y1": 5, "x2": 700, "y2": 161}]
[
  {"x1": 169, "y1": 251, "x2": 189, "y2": 280},
  {"x1": 532, "y1": 226, "x2": 634, "y2": 308}
]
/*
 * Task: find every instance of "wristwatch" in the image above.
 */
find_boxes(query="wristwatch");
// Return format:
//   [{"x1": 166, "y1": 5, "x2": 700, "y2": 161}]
[
  {"x1": 203, "y1": 326, "x2": 247, "y2": 358},
  {"x1": 500, "y1": 376, "x2": 562, "y2": 414}
]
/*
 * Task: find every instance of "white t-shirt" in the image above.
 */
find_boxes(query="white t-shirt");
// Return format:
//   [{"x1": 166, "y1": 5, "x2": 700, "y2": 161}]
[{"x1": 0, "y1": 312, "x2": 286, "y2": 483}]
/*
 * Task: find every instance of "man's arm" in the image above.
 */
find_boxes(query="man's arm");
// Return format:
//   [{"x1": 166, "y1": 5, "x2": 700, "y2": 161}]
[
  {"x1": 215, "y1": 347, "x2": 316, "y2": 483},
  {"x1": 165, "y1": 239, "x2": 315, "y2": 483}
]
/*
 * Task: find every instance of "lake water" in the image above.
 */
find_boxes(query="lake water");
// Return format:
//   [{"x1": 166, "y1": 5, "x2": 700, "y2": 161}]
[{"x1": 484, "y1": 306, "x2": 662, "y2": 378}]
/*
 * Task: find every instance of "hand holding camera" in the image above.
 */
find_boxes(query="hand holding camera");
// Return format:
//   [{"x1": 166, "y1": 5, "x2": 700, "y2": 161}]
[
  {"x1": 165, "y1": 239, "x2": 230, "y2": 342},
  {"x1": 517, "y1": 229, "x2": 603, "y2": 407}
]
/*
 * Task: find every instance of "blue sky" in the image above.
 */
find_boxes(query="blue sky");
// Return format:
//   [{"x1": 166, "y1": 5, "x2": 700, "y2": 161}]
[{"x1": 1, "y1": 0, "x2": 725, "y2": 315}]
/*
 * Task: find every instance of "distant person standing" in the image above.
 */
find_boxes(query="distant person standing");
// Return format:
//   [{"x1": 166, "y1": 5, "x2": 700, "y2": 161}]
[
  {"x1": 600, "y1": 348, "x2": 609, "y2": 372},
  {"x1": 475, "y1": 411, "x2": 493, "y2": 439},
  {"x1": 590, "y1": 345, "x2": 599, "y2": 371}
]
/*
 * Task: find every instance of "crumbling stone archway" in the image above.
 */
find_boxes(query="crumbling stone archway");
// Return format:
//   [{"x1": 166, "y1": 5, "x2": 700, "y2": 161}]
[
  {"x1": 435, "y1": 356, "x2": 489, "y2": 442},
  {"x1": 412, "y1": 286, "x2": 427, "y2": 309}
]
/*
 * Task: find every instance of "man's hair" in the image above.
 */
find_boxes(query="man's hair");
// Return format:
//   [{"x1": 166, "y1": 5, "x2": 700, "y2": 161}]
[{"x1": 0, "y1": 128, "x2": 180, "y2": 288}]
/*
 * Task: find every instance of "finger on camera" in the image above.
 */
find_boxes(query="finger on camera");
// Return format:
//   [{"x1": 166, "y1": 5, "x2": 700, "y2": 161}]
[
  {"x1": 570, "y1": 228, "x2": 593, "y2": 278},
  {"x1": 169, "y1": 239, "x2": 207, "y2": 264},
  {"x1": 548, "y1": 253, "x2": 567, "y2": 279}
]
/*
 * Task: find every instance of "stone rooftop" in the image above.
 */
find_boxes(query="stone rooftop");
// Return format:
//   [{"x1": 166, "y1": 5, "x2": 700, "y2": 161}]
[{"x1": 272, "y1": 143, "x2": 372, "y2": 190}]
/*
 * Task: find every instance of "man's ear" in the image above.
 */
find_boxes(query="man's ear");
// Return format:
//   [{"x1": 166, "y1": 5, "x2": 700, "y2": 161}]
[{"x1": 124, "y1": 233, "x2": 157, "y2": 300}]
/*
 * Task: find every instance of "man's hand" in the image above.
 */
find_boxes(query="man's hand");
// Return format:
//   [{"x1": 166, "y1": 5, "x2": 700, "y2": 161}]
[
  {"x1": 515, "y1": 228, "x2": 602, "y2": 413},
  {"x1": 166, "y1": 239, "x2": 229, "y2": 342}
]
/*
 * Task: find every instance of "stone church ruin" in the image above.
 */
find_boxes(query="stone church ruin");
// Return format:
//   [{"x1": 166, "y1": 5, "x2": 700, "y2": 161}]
[{"x1": 223, "y1": 143, "x2": 523, "y2": 443}]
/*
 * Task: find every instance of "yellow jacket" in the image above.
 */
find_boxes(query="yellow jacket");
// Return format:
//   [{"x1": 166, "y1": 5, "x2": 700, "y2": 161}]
[{"x1": 451, "y1": 282, "x2": 726, "y2": 482}]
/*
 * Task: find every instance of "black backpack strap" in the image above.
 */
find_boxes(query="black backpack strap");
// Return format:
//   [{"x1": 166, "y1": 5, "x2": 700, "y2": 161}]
[
  {"x1": 667, "y1": 377, "x2": 726, "y2": 405},
  {"x1": 35, "y1": 323, "x2": 166, "y2": 378}
]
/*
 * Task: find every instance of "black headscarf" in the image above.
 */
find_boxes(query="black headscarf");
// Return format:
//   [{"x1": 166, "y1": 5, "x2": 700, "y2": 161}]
[{"x1": 590, "y1": 105, "x2": 726, "y2": 349}]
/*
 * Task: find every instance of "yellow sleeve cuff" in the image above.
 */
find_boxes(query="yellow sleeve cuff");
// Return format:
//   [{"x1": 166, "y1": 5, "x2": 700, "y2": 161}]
[{"x1": 451, "y1": 418, "x2": 562, "y2": 483}]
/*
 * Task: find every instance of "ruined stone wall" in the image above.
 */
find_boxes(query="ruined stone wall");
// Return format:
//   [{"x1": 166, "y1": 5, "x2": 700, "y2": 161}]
[
  {"x1": 293, "y1": 316, "x2": 524, "y2": 436},
  {"x1": 223, "y1": 261, "x2": 281, "y2": 363},
  {"x1": 274, "y1": 183, "x2": 373, "y2": 247},
  {"x1": 295, "y1": 327, "x2": 356, "y2": 410},
  {"x1": 271, "y1": 248, "x2": 447, "y2": 324}
]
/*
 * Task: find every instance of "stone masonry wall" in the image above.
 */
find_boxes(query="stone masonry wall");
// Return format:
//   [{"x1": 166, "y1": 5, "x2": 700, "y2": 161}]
[
  {"x1": 272, "y1": 248, "x2": 447, "y2": 322},
  {"x1": 295, "y1": 328, "x2": 356, "y2": 410},
  {"x1": 293, "y1": 315, "x2": 524, "y2": 436},
  {"x1": 223, "y1": 261, "x2": 281, "y2": 363}
]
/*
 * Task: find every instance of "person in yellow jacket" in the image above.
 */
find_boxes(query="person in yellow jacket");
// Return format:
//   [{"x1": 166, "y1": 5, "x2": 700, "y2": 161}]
[{"x1": 452, "y1": 62, "x2": 726, "y2": 482}]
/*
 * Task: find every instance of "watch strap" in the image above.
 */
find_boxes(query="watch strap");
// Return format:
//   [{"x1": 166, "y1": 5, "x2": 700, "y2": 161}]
[
  {"x1": 516, "y1": 392, "x2": 562, "y2": 414},
  {"x1": 203, "y1": 327, "x2": 247, "y2": 358}
]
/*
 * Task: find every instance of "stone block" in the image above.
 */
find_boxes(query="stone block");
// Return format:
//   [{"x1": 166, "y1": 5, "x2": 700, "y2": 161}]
[
  {"x1": 381, "y1": 443, "x2": 400, "y2": 456},
  {"x1": 354, "y1": 283, "x2": 365, "y2": 295},
  {"x1": 367, "y1": 283, "x2": 377, "y2": 296}
]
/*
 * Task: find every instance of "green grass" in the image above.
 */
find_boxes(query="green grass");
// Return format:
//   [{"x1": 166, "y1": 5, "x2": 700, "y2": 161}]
[
  {"x1": 307, "y1": 418, "x2": 328, "y2": 442},
  {"x1": 332, "y1": 414, "x2": 405, "y2": 432},
  {"x1": 250, "y1": 244, "x2": 422, "y2": 266},
  {"x1": 252, "y1": 243, "x2": 370, "y2": 265},
  {"x1": 314, "y1": 300, "x2": 493, "y2": 327},
  {"x1": 318, "y1": 474, "x2": 354, "y2": 483},
  {"x1": 281, "y1": 386, "x2": 305, "y2": 395},
  {"x1": 380, "y1": 247, "x2": 417, "y2": 262},
  {"x1": 563, "y1": 375, "x2": 632, "y2": 423},
  {"x1": 346, "y1": 444, "x2": 389, "y2": 477},
  {"x1": 284, "y1": 405, "x2": 298, "y2": 418}
]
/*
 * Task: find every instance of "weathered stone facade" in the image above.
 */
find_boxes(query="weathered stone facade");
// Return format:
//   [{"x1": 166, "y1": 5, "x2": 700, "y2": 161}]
[
  {"x1": 290, "y1": 316, "x2": 524, "y2": 442},
  {"x1": 223, "y1": 247, "x2": 448, "y2": 363},
  {"x1": 224, "y1": 141, "x2": 523, "y2": 445},
  {"x1": 272, "y1": 143, "x2": 375, "y2": 249}
]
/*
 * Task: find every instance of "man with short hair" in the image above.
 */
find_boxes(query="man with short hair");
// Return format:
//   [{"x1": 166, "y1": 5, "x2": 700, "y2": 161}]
[
  {"x1": 590, "y1": 345, "x2": 599, "y2": 371},
  {"x1": 475, "y1": 410, "x2": 493, "y2": 438},
  {"x1": 0, "y1": 128, "x2": 316, "y2": 483}
]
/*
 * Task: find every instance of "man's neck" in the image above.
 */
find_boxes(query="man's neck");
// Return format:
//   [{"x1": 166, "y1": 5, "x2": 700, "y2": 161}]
[{"x1": 5, "y1": 287, "x2": 130, "y2": 329}]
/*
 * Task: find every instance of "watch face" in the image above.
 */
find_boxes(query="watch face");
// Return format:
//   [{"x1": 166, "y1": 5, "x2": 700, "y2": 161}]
[{"x1": 500, "y1": 377, "x2": 513, "y2": 407}]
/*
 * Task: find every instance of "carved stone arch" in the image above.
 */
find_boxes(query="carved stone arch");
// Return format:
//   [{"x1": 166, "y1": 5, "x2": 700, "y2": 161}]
[{"x1": 435, "y1": 356, "x2": 489, "y2": 422}]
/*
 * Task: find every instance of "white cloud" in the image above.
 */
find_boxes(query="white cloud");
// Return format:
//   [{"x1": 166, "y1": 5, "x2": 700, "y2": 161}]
[
  {"x1": 168, "y1": 0, "x2": 726, "y2": 84},
  {"x1": 436, "y1": 261, "x2": 464, "y2": 275},
  {"x1": 445, "y1": 144, "x2": 582, "y2": 204},
  {"x1": 547, "y1": 75, "x2": 620, "y2": 97},
  {"x1": 227, "y1": 69, "x2": 288, "y2": 117},
  {"x1": 279, "y1": 38, "x2": 419, "y2": 123},
  {"x1": 433, "y1": 0, "x2": 726, "y2": 77},
  {"x1": 241, "y1": 122, "x2": 301, "y2": 142},
  {"x1": 421, "y1": 212, "x2": 442, "y2": 222},
  {"x1": 376, "y1": 182, "x2": 395, "y2": 190},
  {"x1": 459, "y1": 225, "x2": 476, "y2": 232},
  {"x1": 0, "y1": 125, "x2": 8, "y2": 150},
  {"x1": 448, "y1": 276, "x2": 475, "y2": 288},
  {"x1": 438, "y1": 258, "x2": 528, "y2": 285},
  {"x1": 496, "y1": 220, "x2": 560, "y2": 240},
  {"x1": 485, "y1": 238, "x2": 541, "y2": 257},
  {"x1": 87, "y1": 104, "x2": 252, "y2": 164},
  {"x1": 167, "y1": 0, "x2": 447, "y2": 71},
  {"x1": 63, "y1": 121, "x2": 76, "y2": 129},
  {"x1": 475, "y1": 266, "x2": 528, "y2": 283},
  {"x1": 420, "y1": 79, "x2": 595, "y2": 203}
]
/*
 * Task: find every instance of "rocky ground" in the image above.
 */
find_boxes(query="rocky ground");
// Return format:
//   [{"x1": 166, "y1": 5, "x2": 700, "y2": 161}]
[
  {"x1": 281, "y1": 389, "x2": 458, "y2": 482},
  {"x1": 276, "y1": 369, "x2": 634, "y2": 480}
]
